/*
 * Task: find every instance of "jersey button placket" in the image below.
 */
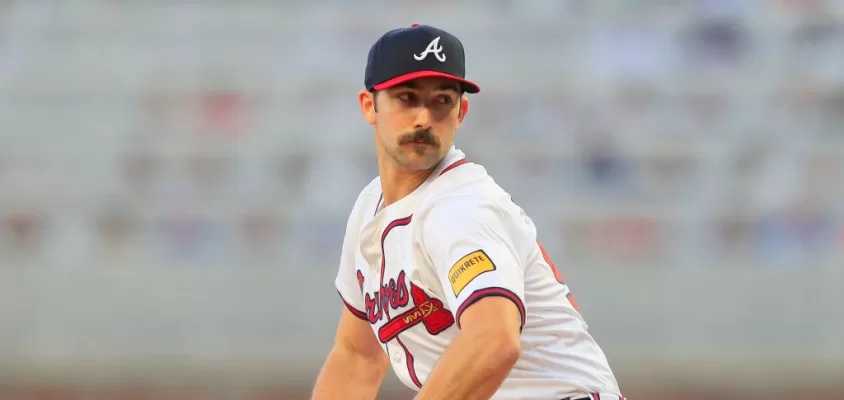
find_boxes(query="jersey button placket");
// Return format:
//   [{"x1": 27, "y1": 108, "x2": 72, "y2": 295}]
[{"x1": 392, "y1": 352, "x2": 403, "y2": 364}]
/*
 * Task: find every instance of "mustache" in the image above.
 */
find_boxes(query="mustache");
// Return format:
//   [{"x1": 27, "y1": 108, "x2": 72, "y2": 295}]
[{"x1": 398, "y1": 128, "x2": 440, "y2": 147}]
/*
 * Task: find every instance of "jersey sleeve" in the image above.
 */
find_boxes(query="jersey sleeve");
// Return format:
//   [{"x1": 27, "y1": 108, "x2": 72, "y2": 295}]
[
  {"x1": 334, "y1": 201, "x2": 368, "y2": 321},
  {"x1": 419, "y1": 197, "x2": 527, "y2": 330}
]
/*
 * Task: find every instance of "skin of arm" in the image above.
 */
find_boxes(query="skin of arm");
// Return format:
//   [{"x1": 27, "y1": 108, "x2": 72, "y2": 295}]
[
  {"x1": 312, "y1": 307, "x2": 391, "y2": 400},
  {"x1": 413, "y1": 296, "x2": 522, "y2": 400}
]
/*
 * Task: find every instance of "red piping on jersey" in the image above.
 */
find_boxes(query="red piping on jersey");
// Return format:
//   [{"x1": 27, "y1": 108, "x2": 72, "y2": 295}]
[
  {"x1": 379, "y1": 216, "x2": 413, "y2": 290},
  {"x1": 338, "y1": 290, "x2": 368, "y2": 321},
  {"x1": 591, "y1": 392, "x2": 601, "y2": 400},
  {"x1": 373, "y1": 193, "x2": 383, "y2": 216},
  {"x1": 379, "y1": 215, "x2": 422, "y2": 388},
  {"x1": 364, "y1": 157, "x2": 467, "y2": 387},
  {"x1": 440, "y1": 158, "x2": 469, "y2": 175},
  {"x1": 455, "y1": 287, "x2": 526, "y2": 330},
  {"x1": 395, "y1": 336, "x2": 422, "y2": 387}
]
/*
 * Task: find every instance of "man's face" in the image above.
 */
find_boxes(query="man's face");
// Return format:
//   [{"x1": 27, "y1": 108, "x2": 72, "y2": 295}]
[{"x1": 359, "y1": 77, "x2": 470, "y2": 171}]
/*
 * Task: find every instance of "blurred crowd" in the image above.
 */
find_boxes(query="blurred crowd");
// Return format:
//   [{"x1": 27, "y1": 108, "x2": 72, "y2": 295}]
[{"x1": 0, "y1": 0, "x2": 842, "y2": 270}]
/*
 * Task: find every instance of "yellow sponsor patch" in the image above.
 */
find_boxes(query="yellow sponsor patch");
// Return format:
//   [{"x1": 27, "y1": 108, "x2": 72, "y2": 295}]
[{"x1": 448, "y1": 250, "x2": 496, "y2": 297}]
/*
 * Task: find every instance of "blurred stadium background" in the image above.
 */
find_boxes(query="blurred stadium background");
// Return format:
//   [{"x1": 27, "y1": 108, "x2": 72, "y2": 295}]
[{"x1": 0, "y1": 0, "x2": 842, "y2": 399}]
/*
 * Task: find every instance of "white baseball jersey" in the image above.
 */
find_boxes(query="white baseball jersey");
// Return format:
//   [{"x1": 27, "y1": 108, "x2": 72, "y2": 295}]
[{"x1": 335, "y1": 147, "x2": 622, "y2": 400}]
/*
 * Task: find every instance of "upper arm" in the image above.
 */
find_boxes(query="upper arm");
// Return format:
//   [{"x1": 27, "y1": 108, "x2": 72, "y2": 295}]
[{"x1": 419, "y1": 197, "x2": 527, "y2": 332}]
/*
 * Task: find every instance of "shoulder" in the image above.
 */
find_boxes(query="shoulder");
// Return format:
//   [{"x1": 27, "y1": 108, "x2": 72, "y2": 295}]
[
  {"x1": 417, "y1": 160, "x2": 535, "y2": 240},
  {"x1": 419, "y1": 193, "x2": 524, "y2": 238},
  {"x1": 421, "y1": 161, "x2": 516, "y2": 220},
  {"x1": 417, "y1": 194, "x2": 516, "y2": 234}
]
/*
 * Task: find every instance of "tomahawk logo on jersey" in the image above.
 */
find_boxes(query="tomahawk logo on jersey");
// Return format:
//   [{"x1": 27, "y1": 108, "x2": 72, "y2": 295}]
[{"x1": 335, "y1": 147, "x2": 622, "y2": 399}]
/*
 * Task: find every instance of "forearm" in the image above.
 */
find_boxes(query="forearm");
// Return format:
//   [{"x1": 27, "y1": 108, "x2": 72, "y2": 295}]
[
  {"x1": 414, "y1": 330, "x2": 520, "y2": 400},
  {"x1": 312, "y1": 345, "x2": 389, "y2": 400}
]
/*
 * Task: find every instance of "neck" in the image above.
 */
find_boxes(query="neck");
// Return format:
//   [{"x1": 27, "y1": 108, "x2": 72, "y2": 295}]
[{"x1": 377, "y1": 153, "x2": 437, "y2": 208}]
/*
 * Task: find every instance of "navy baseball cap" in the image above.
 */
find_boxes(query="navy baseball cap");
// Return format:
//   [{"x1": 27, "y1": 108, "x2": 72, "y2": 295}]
[{"x1": 364, "y1": 24, "x2": 480, "y2": 94}]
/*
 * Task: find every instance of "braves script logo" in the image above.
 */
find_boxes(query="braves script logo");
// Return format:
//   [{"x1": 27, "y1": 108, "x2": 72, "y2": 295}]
[
  {"x1": 360, "y1": 270, "x2": 455, "y2": 341},
  {"x1": 413, "y1": 37, "x2": 446, "y2": 62},
  {"x1": 364, "y1": 271, "x2": 410, "y2": 324}
]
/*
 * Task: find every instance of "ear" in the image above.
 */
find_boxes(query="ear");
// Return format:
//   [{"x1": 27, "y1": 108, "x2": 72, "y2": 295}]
[
  {"x1": 457, "y1": 97, "x2": 469, "y2": 124},
  {"x1": 359, "y1": 89, "x2": 377, "y2": 126}
]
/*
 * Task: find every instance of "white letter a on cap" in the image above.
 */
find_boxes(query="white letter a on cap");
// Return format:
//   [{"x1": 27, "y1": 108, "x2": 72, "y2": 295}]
[{"x1": 414, "y1": 37, "x2": 446, "y2": 62}]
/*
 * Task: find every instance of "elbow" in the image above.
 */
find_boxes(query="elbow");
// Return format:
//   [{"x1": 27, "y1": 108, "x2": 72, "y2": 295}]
[
  {"x1": 503, "y1": 337, "x2": 522, "y2": 366},
  {"x1": 490, "y1": 332, "x2": 521, "y2": 368}
]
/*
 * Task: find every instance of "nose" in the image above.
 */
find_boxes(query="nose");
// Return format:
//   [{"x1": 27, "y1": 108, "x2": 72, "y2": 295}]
[{"x1": 412, "y1": 107, "x2": 434, "y2": 131}]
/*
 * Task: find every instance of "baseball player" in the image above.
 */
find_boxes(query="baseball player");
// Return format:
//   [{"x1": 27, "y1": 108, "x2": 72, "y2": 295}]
[{"x1": 312, "y1": 24, "x2": 624, "y2": 400}]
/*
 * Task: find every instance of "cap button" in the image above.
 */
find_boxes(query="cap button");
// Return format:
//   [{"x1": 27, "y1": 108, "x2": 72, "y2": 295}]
[{"x1": 411, "y1": 24, "x2": 420, "y2": 27}]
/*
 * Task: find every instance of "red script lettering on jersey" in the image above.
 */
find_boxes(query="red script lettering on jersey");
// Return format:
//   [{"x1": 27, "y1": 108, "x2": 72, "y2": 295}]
[{"x1": 364, "y1": 270, "x2": 410, "y2": 324}]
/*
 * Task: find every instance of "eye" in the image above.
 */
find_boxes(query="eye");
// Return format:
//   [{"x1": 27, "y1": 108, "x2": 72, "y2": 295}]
[
  {"x1": 436, "y1": 95, "x2": 453, "y2": 105},
  {"x1": 397, "y1": 92, "x2": 416, "y2": 102}
]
